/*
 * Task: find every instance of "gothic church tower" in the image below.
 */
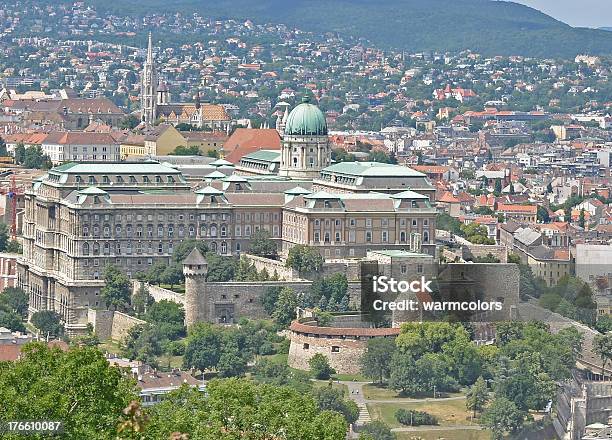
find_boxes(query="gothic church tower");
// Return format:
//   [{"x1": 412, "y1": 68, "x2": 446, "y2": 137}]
[{"x1": 141, "y1": 32, "x2": 158, "y2": 125}]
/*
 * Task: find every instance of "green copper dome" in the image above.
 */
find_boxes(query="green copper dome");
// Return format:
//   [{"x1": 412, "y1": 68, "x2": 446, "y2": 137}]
[{"x1": 284, "y1": 97, "x2": 328, "y2": 136}]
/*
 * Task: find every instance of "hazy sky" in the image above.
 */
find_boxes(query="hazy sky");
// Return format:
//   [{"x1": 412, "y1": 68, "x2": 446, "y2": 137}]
[{"x1": 507, "y1": 0, "x2": 612, "y2": 28}]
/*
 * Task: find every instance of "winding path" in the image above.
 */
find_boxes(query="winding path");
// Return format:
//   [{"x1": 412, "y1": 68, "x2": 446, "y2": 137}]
[{"x1": 340, "y1": 381, "x2": 474, "y2": 436}]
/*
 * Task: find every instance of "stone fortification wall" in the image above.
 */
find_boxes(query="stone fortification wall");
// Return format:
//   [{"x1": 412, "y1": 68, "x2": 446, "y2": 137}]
[
  {"x1": 87, "y1": 309, "x2": 146, "y2": 341},
  {"x1": 287, "y1": 320, "x2": 399, "y2": 375},
  {"x1": 463, "y1": 244, "x2": 508, "y2": 263},
  {"x1": 243, "y1": 254, "x2": 298, "y2": 280}
]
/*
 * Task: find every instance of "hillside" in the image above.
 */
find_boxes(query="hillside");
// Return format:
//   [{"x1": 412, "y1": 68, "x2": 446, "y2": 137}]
[{"x1": 83, "y1": 0, "x2": 612, "y2": 58}]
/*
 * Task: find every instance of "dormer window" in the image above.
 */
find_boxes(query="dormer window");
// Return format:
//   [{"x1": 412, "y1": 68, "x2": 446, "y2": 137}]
[
  {"x1": 324, "y1": 200, "x2": 331, "y2": 208},
  {"x1": 116, "y1": 175, "x2": 124, "y2": 183},
  {"x1": 75, "y1": 176, "x2": 82, "y2": 184},
  {"x1": 155, "y1": 175, "x2": 162, "y2": 183},
  {"x1": 102, "y1": 176, "x2": 110, "y2": 184},
  {"x1": 129, "y1": 176, "x2": 137, "y2": 183},
  {"x1": 411, "y1": 201, "x2": 418, "y2": 208},
  {"x1": 88, "y1": 176, "x2": 96, "y2": 185},
  {"x1": 167, "y1": 176, "x2": 175, "y2": 183},
  {"x1": 143, "y1": 176, "x2": 150, "y2": 183}
]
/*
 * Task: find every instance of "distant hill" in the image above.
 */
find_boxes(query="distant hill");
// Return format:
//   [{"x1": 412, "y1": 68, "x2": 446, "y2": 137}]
[{"x1": 86, "y1": 0, "x2": 612, "y2": 58}]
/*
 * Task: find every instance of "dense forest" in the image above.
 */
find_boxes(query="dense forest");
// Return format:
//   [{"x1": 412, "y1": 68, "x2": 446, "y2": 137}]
[{"x1": 77, "y1": 0, "x2": 612, "y2": 58}]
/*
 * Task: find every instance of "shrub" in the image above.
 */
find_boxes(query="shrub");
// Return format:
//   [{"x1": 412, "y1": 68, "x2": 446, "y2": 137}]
[{"x1": 395, "y1": 408, "x2": 438, "y2": 426}]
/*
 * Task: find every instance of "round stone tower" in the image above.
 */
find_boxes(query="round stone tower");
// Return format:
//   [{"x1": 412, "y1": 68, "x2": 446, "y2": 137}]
[{"x1": 182, "y1": 247, "x2": 208, "y2": 328}]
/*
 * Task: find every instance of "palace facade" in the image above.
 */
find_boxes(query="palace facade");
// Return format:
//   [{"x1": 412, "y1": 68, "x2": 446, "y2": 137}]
[{"x1": 18, "y1": 99, "x2": 436, "y2": 335}]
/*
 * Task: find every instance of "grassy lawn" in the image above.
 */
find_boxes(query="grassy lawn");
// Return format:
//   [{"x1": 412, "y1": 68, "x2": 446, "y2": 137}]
[
  {"x1": 157, "y1": 354, "x2": 184, "y2": 370},
  {"x1": 98, "y1": 339, "x2": 122, "y2": 355},
  {"x1": 331, "y1": 372, "x2": 367, "y2": 382},
  {"x1": 312, "y1": 379, "x2": 349, "y2": 395},
  {"x1": 363, "y1": 383, "x2": 464, "y2": 400},
  {"x1": 260, "y1": 352, "x2": 288, "y2": 365},
  {"x1": 367, "y1": 399, "x2": 474, "y2": 429},
  {"x1": 395, "y1": 429, "x2": 490, "y2": 440}
]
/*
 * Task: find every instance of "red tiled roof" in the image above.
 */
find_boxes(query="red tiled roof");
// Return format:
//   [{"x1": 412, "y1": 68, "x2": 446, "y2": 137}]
[
  {"x1": 497, "y1": 203, "x2": 537, "y2": 214},
  {"x1": 438, "y1": 191, "x2": 460, "y2": 203},
  {"x1": 224, "y1": 128, "x2": 281, "y2": 164}
]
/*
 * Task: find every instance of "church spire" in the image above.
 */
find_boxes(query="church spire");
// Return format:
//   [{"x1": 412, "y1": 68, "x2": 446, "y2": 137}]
[{"x1": 147, "y1": 32, "x2": 153, "y2": 64}]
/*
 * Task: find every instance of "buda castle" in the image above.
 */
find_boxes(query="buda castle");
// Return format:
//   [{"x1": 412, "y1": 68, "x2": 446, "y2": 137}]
[{"x1": 18, "y1": 71, "x2": 436, "y2": 336}]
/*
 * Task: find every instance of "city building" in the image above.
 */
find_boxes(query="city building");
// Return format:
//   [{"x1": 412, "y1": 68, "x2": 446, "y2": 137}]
[{"x1": 140, "y1": 33, "x2": 231, "y2": 130}]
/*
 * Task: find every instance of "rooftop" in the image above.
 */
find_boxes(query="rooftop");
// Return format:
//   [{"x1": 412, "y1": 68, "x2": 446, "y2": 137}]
[
  {"x1": 50, "y1": 162, "x2": 181, "y2": 175},
  {"x1": 322, "y1": 161, "x2": 426, "y2": 177}
]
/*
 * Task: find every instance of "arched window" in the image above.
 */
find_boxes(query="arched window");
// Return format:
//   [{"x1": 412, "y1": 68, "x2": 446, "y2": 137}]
[
  {"x1": 220, "y1": 225, "x2": 227, "y2": 237},
  {"x1": 211, "y1": 242, "x2": 217, "y2": 252},
  {"x1": 157, "y1": 225, "x2": 164, "y2": 237},
  {"x1": 423, "y1": 230, "x2": 429, "y2": 243},
  {"x1": 93, "y1": 242, "x2": 100, "y2": 255},
  {"x1": 103, "y1": 242, "x2": 110, "y2": 255},
  {"x1": 83, "y1": 226, "x2": 89, "y2": 236},
  {"x1": 83, "y1": 243, "x2": 90, "y2": 255},
  {"x1": 200, "y1": 225, "x2": 207, "y2": 236},
  {"x1": 115, "y1": 225, "x2": 121, "y2": 237},
  {"x1": 221, "y1": 241, "x2": 227, "y2": 254},
  {"x1": 324, "y1": 232, "x2": 330, "y2": 243},
  {"x1": 400, "y1": 231, "x2": 406, "y2": 243},
  {"x1": 210, "y1": 225, "x2": 218, "y2": 237},
  {"x1": 188, "y1": 225, "x2": 195, "y2": 237}
]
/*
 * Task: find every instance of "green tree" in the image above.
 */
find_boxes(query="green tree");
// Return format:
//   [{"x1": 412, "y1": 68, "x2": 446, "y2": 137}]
[
  {"x1": 143, "y1": 378, "x2": 347, "y2": 440},
  {"x1": 361, "y1": 337, "x2": 396, "y2": 384},
  {"x1": 31, "y1": 310, "x2": 63, "y2": 338},
  {"x1": 119, "y1": 115, "x2": 140, "y2": 129},
  {"x1": 466, "y1": 376, "x2": 489, "y2": 417},
  {"x1": 537, "y1": 205, "x2": 550, "y2": 223},
  {"x1": 480, "y1": 397, "x2": 525, "y2": 440},
  {"x1": 6, "y1": 240, "x2": 22, "y2": 253},
  {"x1": 248, "y1": 229, "x2": 278, "y2": 258},
  {"x1": 0, "y1": 343, "x2": 137, "y2": 439},
  {"x1": 14, "y1": 142, "x2": 25, "y2": 164},
  {"x1": 216, "y1": 341, "x2": 247, "y2": 377},
  {"x1": 271, "y1": 286, "x2": 298, "y2": 327},
  {"x1": 0, "y1": 222, "x2": 9, "y2": 251},
  {"x1": 313, "y1": 384, "x2": 359, "y2": 424},
  {"x1": 594, "y1": 333, "x2": 612, "y2": 377},
  {"x1": 0, "y1": 286, "x2": 28, "y2": 318},
  {"x1": 120, "y1": 323, "x2": 163, "y2": 366},
  {"x1": 579, "y1": 208, "x2": 586, "y2": 228},
  {"x1": 309, "y1": 353, "x2": 336, "y2": 380},
  {"x1": 101, "y1": 264, "x2": 131, "y2": 311},
  {"x1": 261, "y1": 285, "x2": 281, "y2": 315},
  {"x1": 286, "y1": 245, "x2": 324, "y2": 273},
  {"x1": 183, "y1": 323, "x2": 221, "y2": 371},
  {"x1": 169, "y1": 145, "x2": 201, "y2": 155},
  {"x1": 131, "y1": 283, "x2": 153, "y2": 316},
  {"x1": 160, "y1": 263, "x2": 183, "y2": 288},
  {"x1": 172, "y1": 239, "x2": 208, "y2": 263},
  {"x1": 358, "y1": 421, "x2": 395, "y2": 440},
  {"x1": 0, "y1": 136, "x2": 7, "y2": 156},
  {"x1": 0, "y1": 310, "x2": 25, "y2": 332},
  {"x1": 145, "y1": 299, "x2": 185, "y2": 340}
]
